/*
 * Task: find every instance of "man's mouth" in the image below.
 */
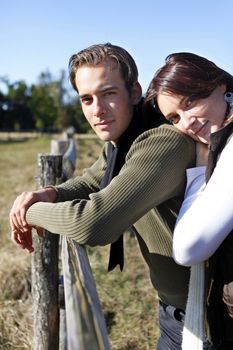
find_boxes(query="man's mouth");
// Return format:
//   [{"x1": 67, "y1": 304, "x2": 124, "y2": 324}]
[{"x1": 95, "y1": 119, "x2": 114, "y2": 128}]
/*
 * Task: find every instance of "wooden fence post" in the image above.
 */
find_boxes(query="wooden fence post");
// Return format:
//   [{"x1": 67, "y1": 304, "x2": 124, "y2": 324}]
[
  {"x1": 31, "y1": 132, "x2": 110, "y2": 349},
  {"x1": 31, "y1": 154, "x2": 62, "y2": 350}
]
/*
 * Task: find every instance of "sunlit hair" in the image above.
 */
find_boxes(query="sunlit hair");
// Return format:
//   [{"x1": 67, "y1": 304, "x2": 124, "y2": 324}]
[
  {"x1": 69, "y1": 43, "x2": 139, "y2": 93},
  {"x1": 144, "y1": 52, "x2": 233, "y2": 108}
]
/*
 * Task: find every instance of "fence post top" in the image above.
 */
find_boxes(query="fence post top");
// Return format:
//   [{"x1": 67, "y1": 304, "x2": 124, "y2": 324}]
[{"x1": 64, "y1": 126, "x2": 75, "y2": 140}]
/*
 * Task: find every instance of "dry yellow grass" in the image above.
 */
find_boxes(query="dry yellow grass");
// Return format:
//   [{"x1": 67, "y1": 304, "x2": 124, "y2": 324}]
[
  {"x1": 0, "y1": 136, "x2": 51, "y2": 349},
  {"x1": 0, "y1": 133, "x2": 158, "y2": 350}
]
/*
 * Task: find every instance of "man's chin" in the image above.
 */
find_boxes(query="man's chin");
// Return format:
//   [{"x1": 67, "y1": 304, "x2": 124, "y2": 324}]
[{"x1": 96, "y1": 132, "x2": 116, "y2": 144}]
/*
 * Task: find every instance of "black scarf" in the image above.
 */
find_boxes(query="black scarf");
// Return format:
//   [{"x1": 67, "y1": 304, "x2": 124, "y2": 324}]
[
  {"x1": 206, "y1": 122, "x2": 233, "y2": 182},
  {"x1": 100, "y1": 102, "x2": 146, "y2": 272}
]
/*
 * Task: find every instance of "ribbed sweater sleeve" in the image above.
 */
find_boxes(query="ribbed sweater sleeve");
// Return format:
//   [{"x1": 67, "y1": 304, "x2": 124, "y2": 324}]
[
  {"x1": 53, "y1": 144, "x2": 107, "y2": 202},
  {"x1": 26, "y1": 125, "x2": 195, "y2": 247}
]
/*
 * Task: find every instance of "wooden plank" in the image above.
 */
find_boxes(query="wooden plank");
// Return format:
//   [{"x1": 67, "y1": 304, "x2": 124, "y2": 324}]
[{"x1": 62, "y1": 237, "x2": 111, "y2": 350}]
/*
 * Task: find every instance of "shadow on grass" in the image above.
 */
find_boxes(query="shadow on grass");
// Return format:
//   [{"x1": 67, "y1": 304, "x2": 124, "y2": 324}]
[
  {"x1": 104, "y1": 311, "x2": 116, "y2": 333},
  {"x1": 0, "y1": 138, "x2": 29, "y2": 144},
  {"x1": 119, "y1": 342, "x2": 143, "y2": 350}
]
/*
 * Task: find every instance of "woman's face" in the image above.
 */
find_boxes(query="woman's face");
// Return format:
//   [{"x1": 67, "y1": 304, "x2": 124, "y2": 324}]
[{"x1": 157, "y1": 85, "x2": 227, "y2": 144}]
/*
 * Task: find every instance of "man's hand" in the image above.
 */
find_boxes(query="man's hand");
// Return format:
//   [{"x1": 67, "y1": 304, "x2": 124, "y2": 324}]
[
  {"x1": 11, "y1": 226, "x2": 44, "y2": 253},
  {"x1": 11, "y1": 226, "x2": 34, "y2": 253},
  {"x1": 9, "y1": 187, "x2": 56, "y2": 250}
]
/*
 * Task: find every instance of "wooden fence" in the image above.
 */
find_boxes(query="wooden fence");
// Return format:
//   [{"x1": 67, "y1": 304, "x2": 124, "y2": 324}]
[{"x1": 32, "y1": 129, "x2": 110, "y2": 350}]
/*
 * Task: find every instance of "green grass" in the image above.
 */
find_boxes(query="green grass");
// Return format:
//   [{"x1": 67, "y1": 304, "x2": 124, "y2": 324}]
[{"x1": 0, "y1": 133, "x2": 159, "y2": 349}]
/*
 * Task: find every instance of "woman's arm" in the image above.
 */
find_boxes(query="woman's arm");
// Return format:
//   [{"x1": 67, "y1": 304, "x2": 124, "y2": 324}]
[{"x1": 173, "y1": 137, "x2": 233, "y2": 266}]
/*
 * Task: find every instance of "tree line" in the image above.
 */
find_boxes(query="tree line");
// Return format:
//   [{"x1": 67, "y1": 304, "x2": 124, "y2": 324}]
[{"x1": 0, "y1": 70, "x2": 91, "y2": 133}]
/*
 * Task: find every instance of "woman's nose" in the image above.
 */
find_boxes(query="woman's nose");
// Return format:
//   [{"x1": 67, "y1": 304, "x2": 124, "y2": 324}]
[{"x1": 181, "y1": 115, "x2": 196, "y2": 130}]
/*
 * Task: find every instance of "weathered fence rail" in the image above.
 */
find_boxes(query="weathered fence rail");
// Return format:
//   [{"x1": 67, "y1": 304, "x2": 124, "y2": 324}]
[
  {"x1": 32, "y1": 130, "x2": 110, "y2": 350},
  {"x1": 62, "y1": 238, "x2": 111, "y2": 350}
]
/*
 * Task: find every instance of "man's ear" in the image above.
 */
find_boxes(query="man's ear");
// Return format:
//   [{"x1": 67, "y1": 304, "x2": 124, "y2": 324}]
[{"x1": 131, "y1": 81, "x2": 142, "y2": 104}]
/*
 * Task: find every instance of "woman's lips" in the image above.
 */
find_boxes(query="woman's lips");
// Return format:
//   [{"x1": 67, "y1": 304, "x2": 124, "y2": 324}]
[{"x1": 194, "y1": 121, "x2": 208, "y2": 136}]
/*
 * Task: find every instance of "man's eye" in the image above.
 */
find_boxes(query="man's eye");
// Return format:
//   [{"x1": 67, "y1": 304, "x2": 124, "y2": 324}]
[
  {"x1": 168, "y1": 115, "x2": 180, "y2": 124},
  {"x1": 105, "y1": 91, "x2": 115, "y2": 96},
  {"x1": 81, "y1": 97, "x2": 92, "y2": 104}
]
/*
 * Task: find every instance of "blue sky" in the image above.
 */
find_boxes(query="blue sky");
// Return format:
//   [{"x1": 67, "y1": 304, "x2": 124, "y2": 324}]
[{"x1": 1, "y1": 0, "x2": 233, "y2": 93}]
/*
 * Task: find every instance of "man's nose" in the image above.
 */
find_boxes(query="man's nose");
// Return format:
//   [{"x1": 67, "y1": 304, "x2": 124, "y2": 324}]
[{"x1": 93, "y1": 98, "x2": 106, "y2": 117}]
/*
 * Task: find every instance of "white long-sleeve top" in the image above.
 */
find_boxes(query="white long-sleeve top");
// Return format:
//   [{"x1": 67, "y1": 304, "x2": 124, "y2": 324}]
[{"x1": 173, "y1": 136, "x2": 233, "y2": 266}]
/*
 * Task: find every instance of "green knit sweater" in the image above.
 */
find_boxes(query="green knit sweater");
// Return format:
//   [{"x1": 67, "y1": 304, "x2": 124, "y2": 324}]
[{"x1": 27, "y1": 124, "x2": 195, "y2": 309}]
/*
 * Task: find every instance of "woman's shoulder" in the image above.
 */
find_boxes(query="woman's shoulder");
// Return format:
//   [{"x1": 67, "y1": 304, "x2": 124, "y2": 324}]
[
  {"x1": 137, "y1": 123, "x2": 195, "y2": 145},
  {"x1": 128, "y1": 124, "x2": 196, "y2": 167}
]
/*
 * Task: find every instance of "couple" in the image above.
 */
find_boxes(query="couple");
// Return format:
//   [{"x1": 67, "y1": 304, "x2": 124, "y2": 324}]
[{"x1": 9, "y1": 43, "x2": 233, "y2": 349}]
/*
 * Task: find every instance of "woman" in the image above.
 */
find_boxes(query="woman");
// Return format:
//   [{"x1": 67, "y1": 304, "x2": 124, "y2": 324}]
[{"x1": 144, "y1": 52, "x2": 233, "y2": 349}]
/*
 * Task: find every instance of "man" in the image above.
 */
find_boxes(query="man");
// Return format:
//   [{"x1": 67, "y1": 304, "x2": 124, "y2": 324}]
[{"x1": 10, "y1": 43, "x2": 195, "y2": 349}]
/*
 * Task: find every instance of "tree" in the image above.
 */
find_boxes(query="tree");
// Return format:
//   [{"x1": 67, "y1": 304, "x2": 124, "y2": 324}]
[
  {"x1": 53, "y1": 70, "x2": 91, "y2": 132},
  {"x1": 0, "y1": 79, "x2": 34, "y2": 130},
  {"x1": 29, "y1": 71, "x2": 59, "y2": 130},
  {"x1": 0, "y1": 71, "x2": 91, "y2": 132}
]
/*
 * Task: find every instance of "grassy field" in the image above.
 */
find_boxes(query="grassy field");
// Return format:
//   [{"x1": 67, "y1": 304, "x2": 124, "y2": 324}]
[{"x1": 0, "y1": 133, "x2": 159, "y2": 350}]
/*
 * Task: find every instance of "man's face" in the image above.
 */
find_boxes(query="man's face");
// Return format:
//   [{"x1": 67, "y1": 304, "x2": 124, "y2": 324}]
[{"x1": 75, "y1": 60, "x2": 140, "y2": 145}]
